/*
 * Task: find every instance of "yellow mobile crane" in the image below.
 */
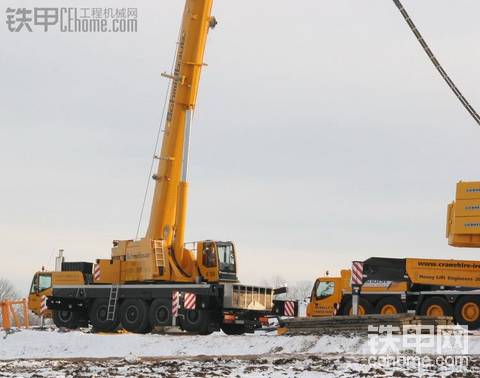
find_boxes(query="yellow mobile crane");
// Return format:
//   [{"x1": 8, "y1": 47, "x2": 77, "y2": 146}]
[
  {"x1": 306, "y1": 183, "x2": 480, "y2": 328},
  {"x1": 309, "y1": 256, "x2": 480, "y2": 329},
  {"x1": 108, "y1": 0, "x2": 217, "y2": 284},
  {"x1": 304, "y1": 0, "x2": 480, "y2": 325},
  {"x1": 32, "y1": 0, "x2": 296, "y2": 335}
]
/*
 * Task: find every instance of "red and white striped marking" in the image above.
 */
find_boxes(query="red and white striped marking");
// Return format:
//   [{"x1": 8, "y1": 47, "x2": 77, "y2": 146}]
[
  {"x1": 333, "y1": 303, "x2": 339, "y2": 316},
  {"x1": 284, "y1": 301, "x2": 295, "y2": 317},
  {"x1": 93, "y1": 264, "x2": 101, "y2": 281},
  {"x1": 40, "y1": 295, "x2": 48, "y2": 315},
  {"x1": 352, "y1": 261, "x2": 364, "y2": 285},
  {"x1": 184, "y1": 292, "x2": 196, "y2": 310},
  {"x1": 172, "y1": 291, "x2": 179, "y2": 317}
]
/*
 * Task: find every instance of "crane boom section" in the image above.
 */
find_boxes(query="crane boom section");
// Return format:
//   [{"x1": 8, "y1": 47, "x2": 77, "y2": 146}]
[{"x1": 147, "y1": 0, "x2": 214, "y2": 244}]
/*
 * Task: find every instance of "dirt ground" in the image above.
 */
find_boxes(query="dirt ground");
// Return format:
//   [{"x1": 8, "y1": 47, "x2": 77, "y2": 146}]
[{"x1": 1, "y1": 354, "x2": 479, "y2": 378}]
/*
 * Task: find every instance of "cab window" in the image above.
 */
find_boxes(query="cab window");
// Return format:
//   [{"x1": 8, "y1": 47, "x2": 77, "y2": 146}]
[
  {"x1": 316, "y1": 281, "x2": 335, "y2": 298},
  {"x1": 38, "y1": 274, "x2": 52, "y2": 291},
  {"x1": 218, "y1": 243, "x2": 236, "y2": 273},
  {"x1": 202, "y1": 243, "x2": 217, "y2": 268},
  {"x1": 29, "y1": 276, "x2": 38, "y2": 294}
]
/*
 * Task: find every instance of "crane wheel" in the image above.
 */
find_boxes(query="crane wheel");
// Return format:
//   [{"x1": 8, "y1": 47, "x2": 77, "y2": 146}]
[
  {"x1": 89, "y1": 298, "x2": 119, "y2": 333},
  {"x1": 419, "y1": 297, "x2": 452, "y2": 318},
  {"x1": 221, "y1": 324, "x2": 245, "y2": 335},
  {"x1": 180, "y1": 309, "x2": 210, "y2": 334},
  {"x1": 375, "y1": 297, "x2": 405, "y2": 315},
  {"x1": 148, "y1": 298, "x2": 172, "y2": 328},
  {"x1": 454, "y1": 296, "x2": 480, "y2": 330},
  {"x1": 52, "y1": 310, "x2": 80, "y2": 329},
  {"x1": 119, "y1": 298, "x2": 150, "y2": 334},
  {"x1": 343, "y1": 298, "x2": 373, "y2": 316}
]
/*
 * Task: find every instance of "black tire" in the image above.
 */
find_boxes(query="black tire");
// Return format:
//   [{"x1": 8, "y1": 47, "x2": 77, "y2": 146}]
[
  {"x1": 52, "y1": 310, "x2": 80, "y2": 329},
  {"x1": 342, "y1": 297, "x2": 373, "y2": 315},
  {"x1": 120, "y1": 298, "x2": 150, "y2": 334},
  {"x1": 180, "y1": 310, "x2": 210, "y2": 334},
  {"x1": 454, "y1": 296, "x2": 480, "y2": 330},
  {"x1": 419, "y1": 297, "x2": 452, "y2": 317},
  {"x1": 374, "y1": 297, "x2": 405, "y2": 315},
  {"x1": 149, "y1": 298, "x2": 172, "y2": 329},
  {"x1": 221, "y1": 324, "x2": 245, "y2": 335},
  {"x1": 89, "y1": 298, "x2": 119, "y2": 333}
]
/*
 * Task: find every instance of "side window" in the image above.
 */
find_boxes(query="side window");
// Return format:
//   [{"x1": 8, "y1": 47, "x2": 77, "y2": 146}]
[
  {"x1": 202, "y1": 243, "x2": 217, "y2": 268},
  {"x1": 227, "y1": 245, "x2": 235, "y2": 266},
  {"x1": 30, "y1": 276, "x2": 38, "y2": 294},
  {"x1": 38, "y1": 275, "x2": 52, "y2": 291},
  {"x1": 218, "y1": 244, "x2": 236, "y2": 273},
  {"x1": 315, "y1": 281, "x2": 335, "y2": 299}
]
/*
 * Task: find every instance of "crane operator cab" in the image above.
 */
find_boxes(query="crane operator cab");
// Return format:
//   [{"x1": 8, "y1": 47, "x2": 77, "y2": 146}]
[{"x1": 197, "y1": 241, "x2": 238, "y2": 283}]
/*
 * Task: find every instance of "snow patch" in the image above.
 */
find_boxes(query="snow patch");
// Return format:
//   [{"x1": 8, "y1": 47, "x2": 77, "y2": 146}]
[{"x1": 2, "y1": 329, "x2": 480, "y2": 360}]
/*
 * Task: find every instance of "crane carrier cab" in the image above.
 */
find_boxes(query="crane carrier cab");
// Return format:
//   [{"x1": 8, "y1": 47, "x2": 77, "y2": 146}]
[{"x1": 28, "y1": 262, "x2": 90, "y2": 322}]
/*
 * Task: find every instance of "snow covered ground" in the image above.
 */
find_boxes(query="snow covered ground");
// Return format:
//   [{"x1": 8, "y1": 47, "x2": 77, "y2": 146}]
[
  {"x1": 3, "y1": 328, "x2": 480, "y2": 359},
  {"x1": 1, "y1": 329, "x2": 480, "y2": 377},
  {"x1": 0, "y1": 329, "x2": 366, "y2": 360}
]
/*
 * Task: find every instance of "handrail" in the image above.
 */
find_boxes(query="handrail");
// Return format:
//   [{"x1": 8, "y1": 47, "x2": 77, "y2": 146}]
[{"x1": 0, "y1": 299, "x2": 29, "y2": 330}]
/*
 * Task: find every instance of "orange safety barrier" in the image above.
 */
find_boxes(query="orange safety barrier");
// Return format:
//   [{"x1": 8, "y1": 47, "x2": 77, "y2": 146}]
[{"x1": 0, "y1": 299, "x2": 29, "y2": 330}]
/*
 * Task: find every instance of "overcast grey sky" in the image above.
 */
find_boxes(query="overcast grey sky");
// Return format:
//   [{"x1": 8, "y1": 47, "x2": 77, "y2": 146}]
[{"x1": 1, "y1": 0, "x2": 479, "y2": 293}]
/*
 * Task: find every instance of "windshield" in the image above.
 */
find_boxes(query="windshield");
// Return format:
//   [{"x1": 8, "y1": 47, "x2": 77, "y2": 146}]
[
  {"x1": 316, "y1": 281, "x2": 335, "y2": 298},
  {"x1": 38, "y1": 274, "x2": 52, "y2": 291},
  {"x1": 218, "y1": 243, "x2": 236, "y2": 273}
]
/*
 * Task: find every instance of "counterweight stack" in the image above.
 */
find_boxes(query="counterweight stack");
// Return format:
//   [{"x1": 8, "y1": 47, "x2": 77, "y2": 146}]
[{"x1": 447, "y1": 181, "x2": 480, "y2": 247}]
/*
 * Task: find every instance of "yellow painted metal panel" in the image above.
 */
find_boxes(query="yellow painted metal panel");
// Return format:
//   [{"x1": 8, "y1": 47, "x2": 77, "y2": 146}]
[
  {"x1": 446, "y1": 202, "x2": 453, "y2": 238},
  {"x1": 452, "y1": 216, "x2": 480, "y2": 234},
  {"x1": 96, "y1": 259, "x2": 121, "y2": 284},
  {"x1": 51, "y1": 271, "x2": 84, "y2": 286},
  {"x1": 448, "y1": 233, "x2": 480, "y2": 248},
  {"x1": 456, "y1": 181, "x2": 480, "y2": 200},
  {"x1": 406, "y1": 258, "x2": 480, "y2": 288},
  {"x1": 454, "y1": 199, "x2": 480, "y2": 217}
]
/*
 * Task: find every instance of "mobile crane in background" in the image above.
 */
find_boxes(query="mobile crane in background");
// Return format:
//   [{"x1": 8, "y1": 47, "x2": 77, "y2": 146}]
[
  {"x1": 307, "y1": 183, "x2": 480, "y2": 329},
  {"x1": 30, "y1": 0, "x2": 296, "y2": 335},
  {"x1": 307, "y1": 256, "x2": 480, "y2": 330},
  {"x1": 305, "y1": 0, "x2": 480, "y2": 326}
]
